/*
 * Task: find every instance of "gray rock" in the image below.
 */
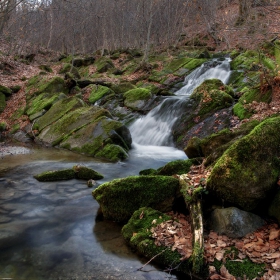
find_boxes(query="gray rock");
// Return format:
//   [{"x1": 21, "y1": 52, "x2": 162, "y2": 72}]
[{"x1": 209, "y1": 207, "x2": 265, "y2": 238}]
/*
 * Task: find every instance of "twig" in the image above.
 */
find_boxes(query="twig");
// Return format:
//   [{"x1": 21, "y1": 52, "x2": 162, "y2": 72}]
[{"x1": 137, "y1": 248, "x2": 168, "y2": 271}]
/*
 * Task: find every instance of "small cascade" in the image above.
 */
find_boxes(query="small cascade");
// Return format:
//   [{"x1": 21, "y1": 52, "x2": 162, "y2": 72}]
[{"x1": 129, "y1": 57, "x2": 232, "y2": 160}]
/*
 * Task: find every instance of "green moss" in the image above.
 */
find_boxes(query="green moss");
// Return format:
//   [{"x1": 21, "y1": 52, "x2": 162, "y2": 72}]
[
  {"x1": 34, "y1": 169, "x2": 76, "y2": 181},
  {"x1": 0, "y1": 93, "x2": 6, "y2": 113},
  {"x1": 123, "y1": 88, "x2": 151, "y2": 103},
  {"x1": 88, "y1": 85, "x2": 114, "y2": 104},
  {"x1": 230, "y1": 50, "x2": 259, "y2": 71},
  {"x1": 212, "y1": 248, "x2": 265, "y2": 280},
  {"x1": 184, "y1": 58, "x2": 207, "y2": 71},
  {"x1": 26, "y1": 93, "x2": 62, "y2": 116},
  {"x1": 11, "y1": 106, "x2": 25, "y2": 121},
  {"x1": 95, "y1": 144, "x2": 128, "y2": 162},
  {"x1": 95, "y1": 57, "x2": 114, "y2": 73},
  {"x1": 92, "y1": 175, "x2": 179, "y2": 222},
  {"x1": 139, "y1": 168, "x2": 158, "y2": 175},
  {"x1": 73, "y1": 165, "x2": 104, "y2": 180}
]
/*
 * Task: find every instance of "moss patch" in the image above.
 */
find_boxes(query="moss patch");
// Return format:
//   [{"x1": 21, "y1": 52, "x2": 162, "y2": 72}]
[
  {"x1": 123, "y1": 88, "x2": 152, "y2": 111},
  {"x1": 0, "y1": 93, "x2": 6, "y2": 113},
  {"x1": 73, "y1": 165, "x2": 104, "y2": 180}
]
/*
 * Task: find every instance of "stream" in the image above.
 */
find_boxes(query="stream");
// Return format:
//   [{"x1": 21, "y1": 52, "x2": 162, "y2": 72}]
[{"x1": 0, "y1": 58, "x2": 231, "y2": 280}]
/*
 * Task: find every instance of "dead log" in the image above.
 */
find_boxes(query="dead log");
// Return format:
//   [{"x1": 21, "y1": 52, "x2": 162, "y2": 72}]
[{"x1": 178, "y1": 174, "x2": 204, "y2": 273}]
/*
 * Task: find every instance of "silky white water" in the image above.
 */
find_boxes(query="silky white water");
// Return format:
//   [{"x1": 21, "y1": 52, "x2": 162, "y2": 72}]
[{"x1": 129, "y1": 58, "x2": 232, "y2": 159}]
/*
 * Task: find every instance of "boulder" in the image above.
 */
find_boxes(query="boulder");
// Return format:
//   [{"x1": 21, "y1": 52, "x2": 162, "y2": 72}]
[
  {"x1": 0, "y1": 85, "x2": 12, "y2": 97},
  {"x1": 207, "y1": 116, "x2": 280, "y2": 211},
  {"x1": 209, "y1": 207, "x2": 265, "y2": 238},
  {"x1": 92, "y1": 175, "x2": 179, "y2": 222}
]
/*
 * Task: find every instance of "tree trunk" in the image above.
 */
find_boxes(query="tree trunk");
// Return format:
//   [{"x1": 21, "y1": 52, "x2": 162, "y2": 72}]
[{"x1": 237, "y1": 0, "x2": 250, "y2": 25}]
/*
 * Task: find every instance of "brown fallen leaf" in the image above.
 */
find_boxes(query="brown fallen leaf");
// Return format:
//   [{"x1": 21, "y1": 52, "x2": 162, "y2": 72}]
[
  {"x1": 269, "y1": 229, "x2": 280, "y2": 241},
  {"x1": 220, "y1": 265, "x2": 236, "y2": 280}
]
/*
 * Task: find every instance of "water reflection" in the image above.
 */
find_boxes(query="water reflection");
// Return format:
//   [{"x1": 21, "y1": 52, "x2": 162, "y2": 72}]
[{"x1": 0, "y1": 145, "x2": 187, "y2": 280}]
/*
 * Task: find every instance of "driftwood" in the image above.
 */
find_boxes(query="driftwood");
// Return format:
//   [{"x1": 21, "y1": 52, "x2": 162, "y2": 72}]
[{"x1": 178, "y1": 174, "x2": 204, "y2": 273}]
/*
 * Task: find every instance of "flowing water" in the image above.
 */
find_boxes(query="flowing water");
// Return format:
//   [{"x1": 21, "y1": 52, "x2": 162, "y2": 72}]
[{"x1": 0, "y1": 58, "x2": 232, "y2": 280}]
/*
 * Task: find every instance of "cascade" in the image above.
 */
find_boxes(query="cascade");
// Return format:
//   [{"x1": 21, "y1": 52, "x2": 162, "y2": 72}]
[{"x1": 129, "y1": 58, "x2": 232, "y2": 150}]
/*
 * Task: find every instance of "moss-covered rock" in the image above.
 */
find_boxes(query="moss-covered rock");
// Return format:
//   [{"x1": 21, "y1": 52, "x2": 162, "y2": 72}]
[
  {"x1": 174, "y1": 79, "x2": 234, "y2": 148},
  {"x1": 92, "y1": 175, "x2": 179, "y2": 222},
  {"x1": 0, "y1": 93, "x2": 6, "y2": 113},
  {"x1": 34, "y1": 169, "x2": 76, "y2": 181},
  {"x1": 0, "y1": 85, "x2": 12, "y2": 97},
  {"x1": 207, "y1": 116, "x2": 280, "y2": 211},
  {"x1": 95, "y1": 144, "x2": 128, "y2": 162},
  {"x1": 88, "y1": 85, "x2": 115, "y2": 104},
  {"x1": 190, "y1": 79, "x2": 233, "y2": 117},
  {"x1": 122, "y1": 207, "x2": 192, "y2": 275},
  {"x1": 73, "y1": 165, "x2": 104, "y2": 180},
  {"x1": 230, "y1": 50, "x2": 259, "y2": 71},
  {"x1": 32, "y1": 76, "x2": 68, "y2": 96},
  {"x1": 39, "y1": 65, "x2": 53, "y2": 73},
  {"x1": 36, "y1": 96, "x2": 87, "y2": 131},
  {"x1": 123, "y1": 88, "x2": 152, "y2": 111}
]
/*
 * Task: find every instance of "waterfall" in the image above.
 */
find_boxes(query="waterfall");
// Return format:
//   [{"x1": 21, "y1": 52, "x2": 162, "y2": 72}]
[{"x1": 129, "y1": 58, "x2": 232, "y2": 148}]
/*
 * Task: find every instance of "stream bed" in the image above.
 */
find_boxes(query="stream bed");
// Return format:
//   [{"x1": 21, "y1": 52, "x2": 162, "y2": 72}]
[{"x1": 0, "y1": 144, "x2": 187, "y2": 280}]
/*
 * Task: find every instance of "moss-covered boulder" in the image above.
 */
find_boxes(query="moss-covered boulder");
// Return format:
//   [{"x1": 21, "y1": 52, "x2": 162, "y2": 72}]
[
  {"x1": 111, "y1": 82, "x2": 136, "y2": 94},
  {"x1": 0, "y1": 85, "x2": 12, "y2": 97},
  {"x1": 174, "y1": 79, "x2": 234, "y2": 148},
  {"x1": 0, "y1": 93, "x2": 6, "y2": 113},
  {"x1": 123, "y1": 88, "x2": 152, "y2": 111},
  {"x1": 95, "y1": 57, "x2": 115, "y2": 73},
  {"x1": 207, "y1": 117, "x2": 280, "y2": 211},
  {"x1": 122, "y1": 207, "x2": 192, "y2": 275},
  {"x1": 36, "y1": 97, "x2": 87, "y2": 132},
  {"x1": 230, "y1": 50, "x2": 259, "y2": 71},
  {"x1": 34, "y1": 169, "x2": 76, "y2": 181},
  {"x1": 92, "y1": 175, "x2": 179, "y2": 222},
  {"x1": 58, "y1": 116, "x2": 132, "y2": 161},
  {"x1": 59, "y1": 63, "x2": 81, "y2": 79},
  {"x1": 88, "y1": 85, "x2": 115, "y2": 104},
  {"x1": 73, "y1": 165, "x2": 104, "y2": 180}
]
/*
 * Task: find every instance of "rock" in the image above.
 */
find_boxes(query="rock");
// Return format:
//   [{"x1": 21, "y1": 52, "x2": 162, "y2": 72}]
[
  {"x1": 92, "y1": 175, "x2": 179, "y2": 222},
  {"x1": 88, "y1": 85, "x2": 115, "y2": 104},
  {"x1": 123, "y1": 88, "x2": 152, "y2": 111},
  {"x1": 34, "y1": 169, "x2": 76, "y2": 181},
  {"x1": 0, "y1": 85, "x2": 12, "y2": 97},
  {"x1": 209, "y1": 207, "x2": 265, "y2": 238},
  {"x1": 73, "y1": 165, "x2": 104, "y2": 180},
  {"x1": 207, "y1": 116, "x2": 280, "y2": 211}
]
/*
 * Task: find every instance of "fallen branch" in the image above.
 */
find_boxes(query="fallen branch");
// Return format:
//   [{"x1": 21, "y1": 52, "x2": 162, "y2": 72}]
[{"x1": 137, "y1": 248, "x2": 168, "y2": 271}]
